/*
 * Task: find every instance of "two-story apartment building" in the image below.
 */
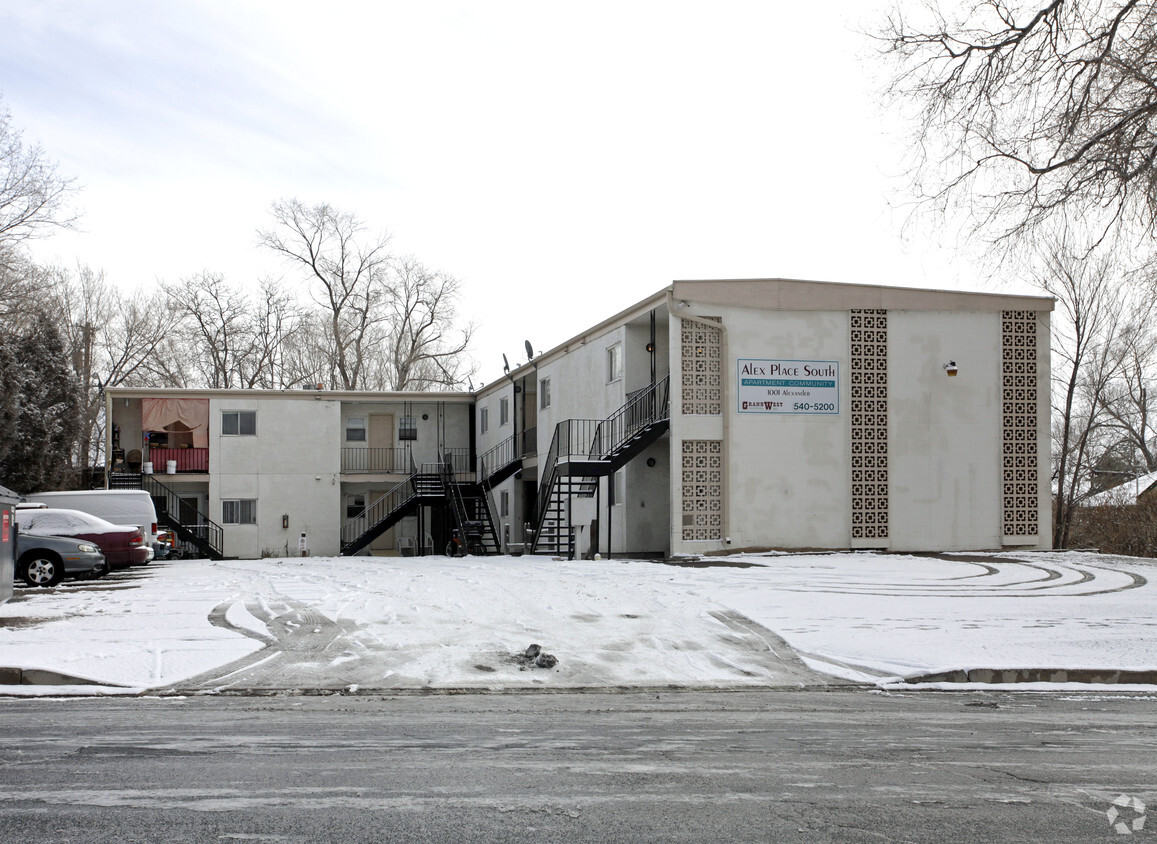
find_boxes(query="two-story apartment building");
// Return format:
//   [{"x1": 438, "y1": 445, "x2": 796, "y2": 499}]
[
  {"x1": 106, "y1": 277, "x2": 1054, "y2": 559},
  {"x1": 106, "y1": 389, "x2": 473, "y2": 558}
]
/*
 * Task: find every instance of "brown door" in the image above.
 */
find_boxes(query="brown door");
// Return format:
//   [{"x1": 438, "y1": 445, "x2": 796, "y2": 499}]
[{"x1": 369, "y1": 414, "x2": 394, "y2": 472}]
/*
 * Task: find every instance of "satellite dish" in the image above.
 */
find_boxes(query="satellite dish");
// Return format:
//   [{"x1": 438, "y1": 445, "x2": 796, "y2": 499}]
[
  {"x1": 524, "y1": 340, "x2": 534, "y2": 360},
  {"x1": 502, "y1": 353, "x2": 510, "y2": 374}
]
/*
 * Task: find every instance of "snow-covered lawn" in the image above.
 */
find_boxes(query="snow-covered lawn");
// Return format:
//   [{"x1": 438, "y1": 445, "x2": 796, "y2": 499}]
[{"x1": 1, "y1": 550, "x2": 1154, "y2": 695}]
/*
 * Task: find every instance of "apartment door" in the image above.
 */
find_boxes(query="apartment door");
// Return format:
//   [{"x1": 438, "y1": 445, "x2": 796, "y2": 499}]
[
  {"x1": 178, "y1": 497, "x2": 201, "y2": 526},
  {"x1": 369, "y1": 414, "x2": 395, "y2": 472}
]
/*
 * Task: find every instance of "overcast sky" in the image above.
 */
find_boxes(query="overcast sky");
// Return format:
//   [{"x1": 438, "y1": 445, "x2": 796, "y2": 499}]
[{"x1": 1, "y1": 1, "x2": 1014, "y2": 387}]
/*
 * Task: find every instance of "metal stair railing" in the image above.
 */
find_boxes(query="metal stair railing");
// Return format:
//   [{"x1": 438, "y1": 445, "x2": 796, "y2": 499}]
[
  {"x1": 529, "y1": 377, "x2": 671, "y2": 554},
  {"x1": 531, "y1": 419, "x2": 603, "y2": 553},
  {"x1": 439, "y1": 454, "x2": 495, "y2": 553},
  {"x1": 476, "y1": 444, "x2": 509, "y2": 552},
  {"x1": 134, "y1": 473, "x2": 224, "y2": 559},
  {"x1": 340, "y1": 456, "x2": 422, "y2": 550},
  {"x1": 588, "y1": 374, "x2": 670, "y2": 461},
  {"x1": 442, "y1": 448, "x2": 473, "y2": 479},
  {"x1": 478, "y1": 435, "x2": 515, "y2": 484}
]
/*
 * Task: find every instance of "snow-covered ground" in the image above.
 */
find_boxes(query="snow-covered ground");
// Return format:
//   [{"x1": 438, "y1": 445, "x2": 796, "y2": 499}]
[{"x1": 1, "y1": 550, "x2": 1154, "y2": 696}]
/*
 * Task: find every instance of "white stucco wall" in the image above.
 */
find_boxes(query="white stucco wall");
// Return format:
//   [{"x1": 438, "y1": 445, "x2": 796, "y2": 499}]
[
  {"x1": 678, "y1": 307, "x2": 852, "y2": 552},
  {"x1": 887, "y1": 311, "x2": 1002, "y2": 550},
  {"x1": 668, "y1": 302, "x2": 1052, "y2": 556},
  {"x1": 209, "y1": 397, "x2": 341, "y2": 558}
]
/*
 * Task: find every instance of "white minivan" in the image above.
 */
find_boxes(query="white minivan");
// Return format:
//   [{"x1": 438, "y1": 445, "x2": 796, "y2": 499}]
[{"x1": 26, "y1": 490, "x2": 160, "y2": 559}]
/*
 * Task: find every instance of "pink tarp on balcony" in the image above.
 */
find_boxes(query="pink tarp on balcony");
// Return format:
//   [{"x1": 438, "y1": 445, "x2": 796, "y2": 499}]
[{"x1": 141, "y1": 398, "x2": 209, "y2": 448}]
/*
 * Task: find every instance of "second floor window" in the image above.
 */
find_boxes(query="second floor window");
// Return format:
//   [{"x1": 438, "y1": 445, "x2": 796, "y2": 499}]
[
  {"x1": 399, "y1": 417, "x2": 417, "y2": 440},
  {"x1": 480, "y1": 407, "x2": 489, "y2": 434},
  {"x1": 222, "y1": 410, "x2": 256, "y2": 436},
  {"x1": 540, "y1": 378, "x2": 551, "y2": 410},
  {"x1": 345, "y1": 417, "x2": 366, "y2": 441},
  {"x1": 500, "y1": 397, "x2": 509, "y2": 426},
  {"x1": 607, "y1": 343, "x2": 622, "y2": 383}
]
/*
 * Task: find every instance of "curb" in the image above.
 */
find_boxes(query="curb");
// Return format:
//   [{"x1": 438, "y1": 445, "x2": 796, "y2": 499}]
[
  {"x1": 904, "y1": 668, "x2": 1157, "y2": 685},
  {"x1": 0, "y1": 667, "x2": 106, "y2": 686}
]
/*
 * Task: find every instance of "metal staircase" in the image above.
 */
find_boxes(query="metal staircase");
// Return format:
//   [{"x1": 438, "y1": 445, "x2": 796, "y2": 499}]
[
  {"x1": 340, "y1": 448, "x2": 509, "y2": 557},
  {"x1": 440, "y1": 457, "x2": 501, "y2": 555},
  {"x1": 339, "y1": 458, "x2": 446, "y2": 556},
  {"x1": 109, "y1": 472, "x2": 225, "y2": 560},
  {"x1": 531, "y1": 375, "x2": 670, "y2": 556}
]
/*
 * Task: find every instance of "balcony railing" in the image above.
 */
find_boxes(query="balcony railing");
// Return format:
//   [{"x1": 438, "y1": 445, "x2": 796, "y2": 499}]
[
  {"x1": 341, "y1": 447, "x2": 411, "y2": 473},
  {"x1": 146, "y1": 447, "x2": 208, "y2": 473},
  {"x1": 443, "y1": 448, "x2": 473, "y2": 478}
]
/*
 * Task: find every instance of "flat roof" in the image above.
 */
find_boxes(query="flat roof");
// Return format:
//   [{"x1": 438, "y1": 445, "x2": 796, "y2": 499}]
[
  {"x1": 477, "y1": 277, "x2": 1054, "y2": 394},
  {"x1": 105, "y1": 386, "x2": 476, "y2": 403}
]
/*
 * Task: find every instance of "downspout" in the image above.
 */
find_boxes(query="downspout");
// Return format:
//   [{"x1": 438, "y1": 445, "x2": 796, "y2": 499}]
[{"x1": 666, "y1": 292, "x2": 730, "y2": 550}]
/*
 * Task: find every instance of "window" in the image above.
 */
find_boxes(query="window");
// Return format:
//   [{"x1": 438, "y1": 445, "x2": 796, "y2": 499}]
[
  {"x1": 480, "y1": 407, "x2": 489, "y2": 434},
  {"x1": 540, "y1": 378, "x2": 551, "y2": 410},
  {"x1": 345, "y1": 417, "x2": 366, "y2": 442},
  {"x1": 500, "y1": 490, "x2": 510, "y2": 517},
  {"x1": 399, "y1": 416, "x2": 417, "y2": 441},
  {"x1": 500, "y1": 397, "x2": 509, "y2": 426},
  {"x1": 222, "y1": 499, "x2": 257, "y2": 525},
  {"x1": 346, "y1": 493, "x2": 366, "y2": 519},
  {"x1": 607, "y1": 343, "x2": 623, "y2": 383},
  {"x1": 222, "y1": 410, "x2": 256, "y2": 436}
]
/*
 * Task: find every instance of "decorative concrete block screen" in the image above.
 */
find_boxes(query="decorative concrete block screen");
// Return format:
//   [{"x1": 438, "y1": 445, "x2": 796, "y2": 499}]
[
  {"x1": 849, "y1": 309, "x2": 889, "y2": 544},
  {"x1": 1002, "y1": 310, "x2": 1039, "y2": 538},
  {"x1": 681, "y1": 439, "x2": 723, "y2": 541},
  {"x1": 680, "y1": 317, "x2": 722, "y2": 415}
]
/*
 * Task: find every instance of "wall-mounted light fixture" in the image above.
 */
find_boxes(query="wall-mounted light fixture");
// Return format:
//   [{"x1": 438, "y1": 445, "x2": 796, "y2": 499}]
[
  {"x1": 944, "y1": 361, "x2": 958, "y2": 377},
  {"x1": 646, "y1": 457, "x2": 657, "y2": 467},
  {"x1": 645, "y1": 342, "x2": 655, "y2": 353}
]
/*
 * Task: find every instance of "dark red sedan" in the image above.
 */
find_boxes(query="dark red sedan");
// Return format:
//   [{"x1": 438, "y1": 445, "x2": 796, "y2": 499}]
[{"x1": 15, "y1": 507, "x2": 150, "y2": 569}]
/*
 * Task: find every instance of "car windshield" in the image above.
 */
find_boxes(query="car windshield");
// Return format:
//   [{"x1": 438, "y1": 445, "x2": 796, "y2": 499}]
[{"x1": 15, "y1": 508, "x2": 131, "y2": 535}]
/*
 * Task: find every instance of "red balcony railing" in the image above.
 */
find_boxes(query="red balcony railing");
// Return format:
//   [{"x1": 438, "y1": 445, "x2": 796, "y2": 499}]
[{"x1": 148, "y1": 447, "x2": 208, "y2": 473}]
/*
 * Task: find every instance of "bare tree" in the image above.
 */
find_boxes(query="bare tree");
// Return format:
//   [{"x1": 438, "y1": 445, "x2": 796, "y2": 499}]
[
  {"x1": 258, "y1": 199, "x2": 392, "y2": 390},
  {"x1": 381, "y1": 257, "x2": 475, "y2": 390},
  {"x1": 0, "y1": 97, "x2": 78, "y2": 248},
  {"x1": 239, "y1": 278, "x2": 308, "y2": 389},
  {"x1": 160, "y1": 271, "x2": 251, "y2": 389},
  {"x1": 1097, "y1": 300, "x2": 1157, "y2": 473},
  {"x1": 0, "y1": 249, "x2": 64, "y2": 326},
  {"x1": 878, "y1": 0, "x2": 1157, "y2": 245},
  {"x1": 1032, "y1": 234, "x2": 1128, "y2": 546},
  {"x1": 55, "y1": 266, "x2": 181, "y2": 479}
]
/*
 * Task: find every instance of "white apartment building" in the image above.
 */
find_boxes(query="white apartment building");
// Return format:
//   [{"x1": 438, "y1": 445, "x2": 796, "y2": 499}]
[{"x1": 106, "y1": 278, "x2": 1053, "y2": 559}]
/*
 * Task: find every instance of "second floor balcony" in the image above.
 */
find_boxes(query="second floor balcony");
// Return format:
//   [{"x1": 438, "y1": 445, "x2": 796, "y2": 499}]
[
  {"x1": 341, "y1": 446, "x2": 411, "y2": 474},
  {"x1": 147, "y1": 446, "x2": 209, "y2": 474}
]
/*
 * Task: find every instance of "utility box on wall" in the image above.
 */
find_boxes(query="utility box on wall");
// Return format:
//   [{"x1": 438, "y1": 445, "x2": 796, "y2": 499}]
[{"x1": 0, "y1": 484, "x2": 19, "y2": 605}]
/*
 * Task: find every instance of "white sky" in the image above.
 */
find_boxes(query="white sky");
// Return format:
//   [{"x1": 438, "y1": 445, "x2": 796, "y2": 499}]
[{"x1": 1, "y1": 1, "x2": 1015, "y2": 387}]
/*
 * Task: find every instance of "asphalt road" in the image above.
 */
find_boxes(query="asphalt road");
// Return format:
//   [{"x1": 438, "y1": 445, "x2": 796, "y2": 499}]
[{"x1": 1, "y1": 689, "x2": 1154, "y2": 843}]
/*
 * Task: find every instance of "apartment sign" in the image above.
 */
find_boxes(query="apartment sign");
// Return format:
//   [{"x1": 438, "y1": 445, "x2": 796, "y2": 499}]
[{"x1": 738, "y1": 359, "x2": 839, "y2": 414}]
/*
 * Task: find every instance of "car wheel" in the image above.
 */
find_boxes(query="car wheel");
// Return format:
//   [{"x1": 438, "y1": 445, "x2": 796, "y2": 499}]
[{"x1": 19, "y1": 553, "x2": 64, "y2": 587}]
